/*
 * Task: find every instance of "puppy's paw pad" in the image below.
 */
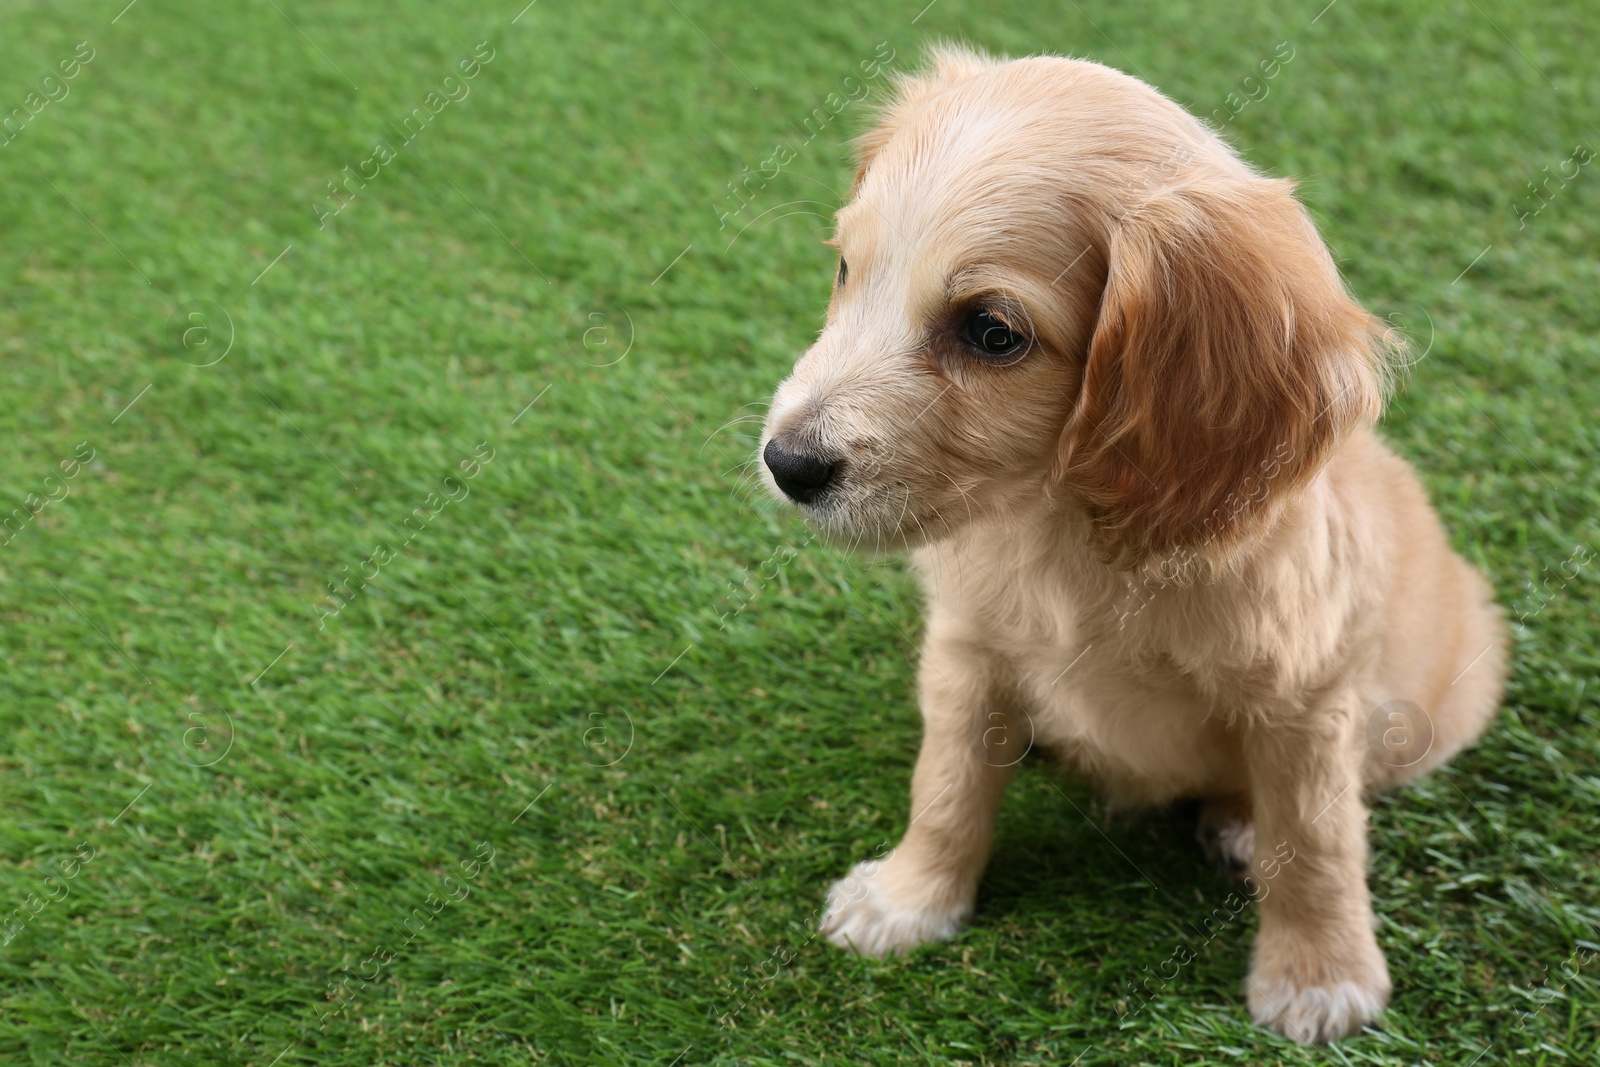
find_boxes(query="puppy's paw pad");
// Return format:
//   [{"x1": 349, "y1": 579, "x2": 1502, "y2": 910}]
[
  {"x1": 1247, "y1": 975, "x2": 1389, "y2": 1044},
  {"x1": 818, "y1": 861, "x2": 967, "y2": 958}
]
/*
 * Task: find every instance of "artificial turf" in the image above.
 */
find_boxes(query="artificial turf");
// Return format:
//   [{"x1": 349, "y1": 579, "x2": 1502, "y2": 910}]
[{"x1": 0, "y1": 0, "x2": 1596, "y2": 1063}]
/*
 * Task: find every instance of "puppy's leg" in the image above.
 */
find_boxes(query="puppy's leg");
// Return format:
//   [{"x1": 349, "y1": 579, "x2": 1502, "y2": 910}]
[
  {"x1": 1243, "y1": 694, "x2": 1391, "y2": 1044},
  {"x1": 820, "y1": 637, "x2": 1014, "y2": 957}
]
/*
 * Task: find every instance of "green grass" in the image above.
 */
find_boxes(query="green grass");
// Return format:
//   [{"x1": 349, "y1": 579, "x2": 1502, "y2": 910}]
[{"x1": 0, "y1": 0, "x2": 1596, "y2": 1063}]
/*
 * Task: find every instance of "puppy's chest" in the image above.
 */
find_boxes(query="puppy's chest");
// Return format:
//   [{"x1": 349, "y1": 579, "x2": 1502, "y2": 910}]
[
  {"x1": 1033, "y1": 643, "x2": 1236, "y2": 801},
  {"x1": 953, "y1": 579, "x2": 1225, "y2": 784}
]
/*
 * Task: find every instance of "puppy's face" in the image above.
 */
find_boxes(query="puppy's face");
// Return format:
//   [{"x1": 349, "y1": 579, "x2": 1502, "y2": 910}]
[
  {"x1": 762, "y1": 52, "x2": 1390, "y2": 565},
  {"x1": 761, "y1": 64, "x2": 1101, "y2": 553}
]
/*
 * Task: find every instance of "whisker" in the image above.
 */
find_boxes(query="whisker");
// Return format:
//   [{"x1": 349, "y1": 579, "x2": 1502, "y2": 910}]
[
  {"x1": 723, "y1": 457, "x2": 762, "y2": 480},
  {"x1": 702, "y1": 414, "x2": 769, "y2": 455}
]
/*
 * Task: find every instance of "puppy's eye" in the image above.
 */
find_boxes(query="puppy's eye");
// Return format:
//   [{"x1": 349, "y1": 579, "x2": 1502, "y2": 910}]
[
  {"x1": 836, "y1": 258, "x2": 847, "y2": 288},
  {"x1": 961, "y1": 308, "x2": 1026, "y2": 358}
]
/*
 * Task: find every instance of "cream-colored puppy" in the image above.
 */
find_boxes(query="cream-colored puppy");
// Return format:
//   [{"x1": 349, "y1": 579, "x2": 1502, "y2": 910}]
[{"x1": 758, "y1": 47, "x2": 1506, "y2": 1044}]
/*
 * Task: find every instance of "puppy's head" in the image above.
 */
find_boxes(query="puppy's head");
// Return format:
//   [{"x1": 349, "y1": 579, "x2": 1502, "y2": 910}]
[{"x1": 761, "y1": 47, "x2": 1395, "y2": 567}]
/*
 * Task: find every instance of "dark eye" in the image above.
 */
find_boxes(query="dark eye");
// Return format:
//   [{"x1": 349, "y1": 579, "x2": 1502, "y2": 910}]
[
  {"x1": 836, "y1": 258, "x2": 847, "y2": 288},
  {"x1": 961, "y1": 308, "x2": 1026, "y2": 358}
]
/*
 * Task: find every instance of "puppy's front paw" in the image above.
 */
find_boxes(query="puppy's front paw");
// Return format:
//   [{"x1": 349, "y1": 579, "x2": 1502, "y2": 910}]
[
  {"x1": 1246, "y1": 932, "x2": 1391, "y2": 1044},
  {"x1": 818, "y1": 859, "x2": 969, "y2": 958}
]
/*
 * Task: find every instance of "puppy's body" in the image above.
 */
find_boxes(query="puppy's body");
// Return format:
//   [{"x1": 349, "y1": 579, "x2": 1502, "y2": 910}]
[
  {"x1": 759, "y1": 48, "x2": 1505, "y2": 1044},
  {"x1": 919, "y1": 429, "x2": 1500, "y2": 809}
]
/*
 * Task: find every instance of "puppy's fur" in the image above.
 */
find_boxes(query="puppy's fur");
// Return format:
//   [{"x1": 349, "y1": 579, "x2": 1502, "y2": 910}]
[{"x1": 759, "y1": 47, "x2": 1506, "y2": 1044}]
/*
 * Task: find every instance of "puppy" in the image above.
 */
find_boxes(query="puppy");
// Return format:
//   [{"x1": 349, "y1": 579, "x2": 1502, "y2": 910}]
[{"x1": 758, "y1": 47, "x2": 1506, "y2": 1044}]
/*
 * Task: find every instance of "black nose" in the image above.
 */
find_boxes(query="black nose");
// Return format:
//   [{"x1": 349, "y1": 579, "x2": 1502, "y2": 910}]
[{"x1": 763, "y1": 437, "x2": 838, "y2": 504}]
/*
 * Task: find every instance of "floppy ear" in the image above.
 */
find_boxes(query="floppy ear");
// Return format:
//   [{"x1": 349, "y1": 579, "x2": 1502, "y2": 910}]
[
  {"x1": 1059, "y1": 175, "x2": 1396, "y2": 570},
  {"x1": 853, "y1": 44, "x2": 999, "y2": 190}
]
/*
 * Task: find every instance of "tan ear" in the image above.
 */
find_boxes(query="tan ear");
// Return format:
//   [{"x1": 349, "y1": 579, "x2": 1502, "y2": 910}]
[
  {"x1": 853, "y1": 44, "x2": 1000, "y2": 189},
  {"x1": 1059, "y1": 175, "x2": 1396, "y2": 570}
]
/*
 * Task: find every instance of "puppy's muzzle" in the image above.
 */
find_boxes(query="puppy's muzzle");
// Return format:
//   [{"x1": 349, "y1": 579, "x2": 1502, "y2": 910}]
[{"x1": 763, "y1": 435, "x2": 839, "y2": 505}]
